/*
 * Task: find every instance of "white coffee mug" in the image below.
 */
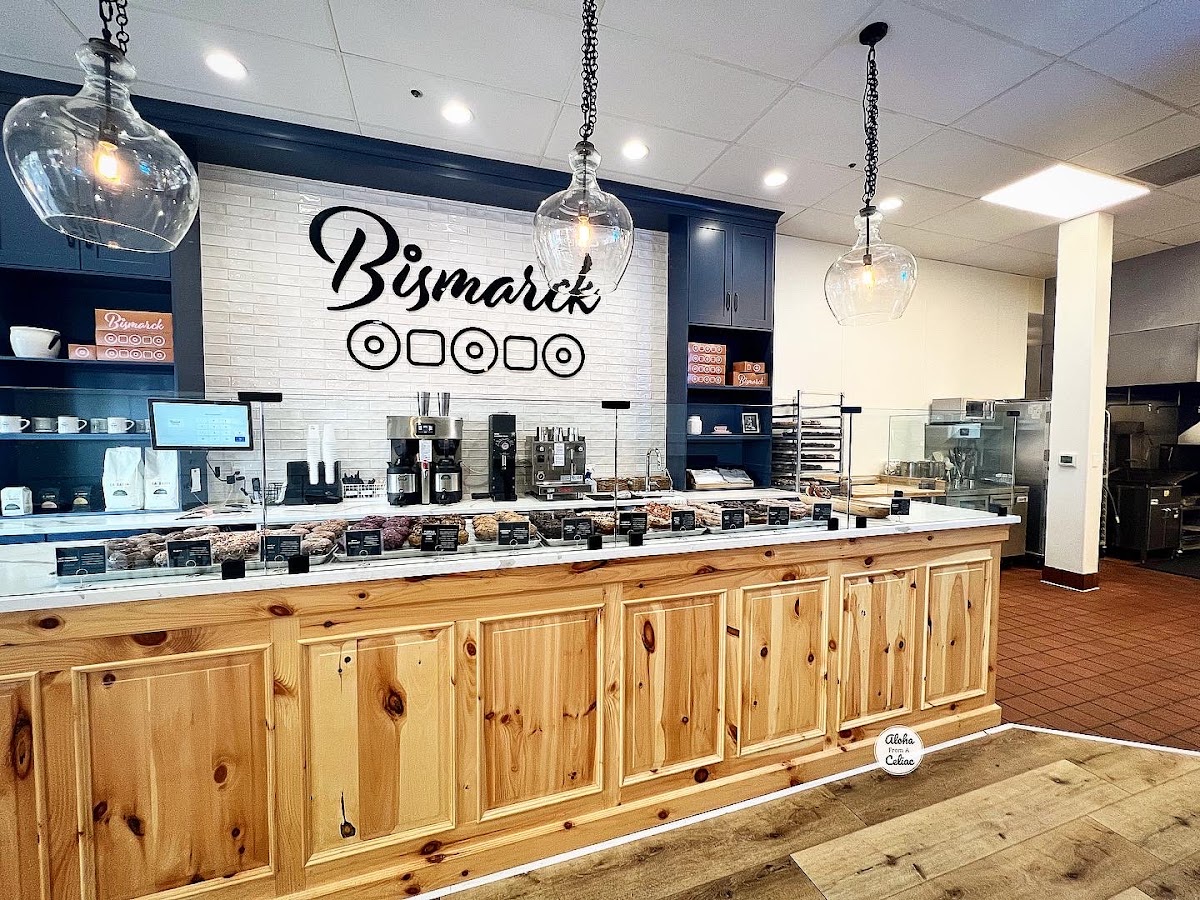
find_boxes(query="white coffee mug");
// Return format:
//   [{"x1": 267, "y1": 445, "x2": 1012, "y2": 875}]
[
  {"x1": 106, "y1": 417, "x2": 135, "y2": 434},
  {"x1": 0, "y1": 415, "x2": 30, "y2": 433},
  {"x1": 687, "y1": 415, "x2": 703, "y2": 435},
  {"x1": 57, "y1": 416, "x2": 88, "y2": 434}
]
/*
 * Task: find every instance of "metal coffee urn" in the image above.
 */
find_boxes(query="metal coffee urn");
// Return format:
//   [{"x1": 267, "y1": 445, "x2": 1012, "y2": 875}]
[{"x1": 387, "y1": 400, "x2": 463, "y2": 505}]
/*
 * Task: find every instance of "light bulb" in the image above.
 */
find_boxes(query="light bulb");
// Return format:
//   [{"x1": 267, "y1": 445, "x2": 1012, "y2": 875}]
[
  {"x1": 575, "y1": 214, "x2": 592, "y2": 247},
  {"x1": 860, "y1": 261, "x2": 874, "y2": 286},
  {"x1": 94, "y1": 139, "x2": 120, "y2": 183}
]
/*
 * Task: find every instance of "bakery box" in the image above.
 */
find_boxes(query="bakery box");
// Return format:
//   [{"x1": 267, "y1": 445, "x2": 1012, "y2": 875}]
[
  {"x1": 687, "y1": 340, "x2": 726, "y2": 356},
  {"x1": 94, "y1": 309, "x2": 174, "y2": 346},
  {"x1": 97, "y1": 346, "x2": 174, "y2": 363},
  {"x1": 68, "y1": 344, "x2": 97, "y2": 360},
  {"x1": 730, "y1": 371, "x2": 769, "y2": 387},
  {"x1": 686, "y1": 362, "x2": 725, "y2": 376},
  {"x1": 686, "y1": 372, "x2": 725, "y2": 386},
  {"x1": 732, "y1": 361, "x2": 767, "y2": 374}
]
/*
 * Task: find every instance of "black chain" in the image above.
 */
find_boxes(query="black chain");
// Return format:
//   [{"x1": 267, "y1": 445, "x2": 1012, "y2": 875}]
[
  {"x1": 578, "y1": 0, "x2": 598, "y2": 142},
  {"x1": 98, "y1": 0, "x2": 130, "y2": 54},
  {"x1": 860, "y1": 44, "x2": 880, "y2": 212}
]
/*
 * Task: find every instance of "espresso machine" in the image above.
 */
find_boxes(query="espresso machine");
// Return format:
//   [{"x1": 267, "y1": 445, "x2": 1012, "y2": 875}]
[
  {"x1": 386, "y1": 393, "x2": 463, "y2": 506},
  {"x1": 487, "y1": 413, "x2": 517, "y2": 501},
  {"x1": 527, "y1": 425, "x2": 587, "y2": 501}
]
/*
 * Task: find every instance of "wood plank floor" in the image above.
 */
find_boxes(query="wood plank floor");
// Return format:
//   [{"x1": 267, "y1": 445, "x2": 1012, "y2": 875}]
[{"x1": 453, "y1": 728, "x2": 1200, "y2": 900}]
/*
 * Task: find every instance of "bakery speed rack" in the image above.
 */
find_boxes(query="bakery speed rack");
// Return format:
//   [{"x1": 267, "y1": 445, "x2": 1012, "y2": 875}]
[{"x1": 771, "y1": 390, "x2": 845, "y2": 491}]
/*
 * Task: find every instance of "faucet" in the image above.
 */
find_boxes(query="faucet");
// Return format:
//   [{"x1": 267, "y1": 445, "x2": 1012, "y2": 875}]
[{"x1": 646, "y1": 447, "x2": 671, "y2": 493}]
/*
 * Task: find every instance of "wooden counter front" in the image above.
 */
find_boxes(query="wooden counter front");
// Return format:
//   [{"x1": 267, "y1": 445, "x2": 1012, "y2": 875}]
[{"x1": 0, "y1": 524, "x2": 1006, "y2": 900}]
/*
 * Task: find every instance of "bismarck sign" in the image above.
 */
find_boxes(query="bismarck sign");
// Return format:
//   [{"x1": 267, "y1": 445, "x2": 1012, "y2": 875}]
[{"x1": 309, "y1": 205, "x2": 597, "y2": 378}]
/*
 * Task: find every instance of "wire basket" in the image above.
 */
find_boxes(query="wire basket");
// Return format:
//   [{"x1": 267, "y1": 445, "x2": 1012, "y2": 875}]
[{"x1": 341, "y1": 480, "x2": 385, "y2": 502}]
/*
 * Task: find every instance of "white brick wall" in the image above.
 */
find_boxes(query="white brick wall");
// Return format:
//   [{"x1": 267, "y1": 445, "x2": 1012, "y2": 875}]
[{"x1": 198, "y1": 164, "x2": 669, "y2": 497}]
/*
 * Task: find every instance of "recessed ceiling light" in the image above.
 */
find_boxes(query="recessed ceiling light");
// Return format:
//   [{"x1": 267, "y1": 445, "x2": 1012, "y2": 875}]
[
  {"x1": 878, "y1": 196, "x2": 904, "y2": 212},
  {"x1": 441, "y1": 101, "x2": 473, "y2": 125},
  {"x1": 981, "y1": 164, "x2": 1148, "y2": 219},
  {"x1": 622, "y1": 139, "x2": 649, "y2": 161},
  {"x1": 763, "y1": 170, "x2": 788, "y2": 188},
  {"x1": 205, "y1": 51, "x2": 247, "y2": 80}
]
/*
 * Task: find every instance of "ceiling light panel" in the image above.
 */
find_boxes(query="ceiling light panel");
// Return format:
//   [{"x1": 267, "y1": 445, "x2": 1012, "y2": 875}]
[{"x1": 982, "y1": 164, "x2": 1149, "y2": 219}]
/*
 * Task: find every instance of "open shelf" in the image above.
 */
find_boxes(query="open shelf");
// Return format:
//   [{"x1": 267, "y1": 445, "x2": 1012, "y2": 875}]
[
  {"x1": 0, "y1": 433, "x2": 150, "y2": 442},
  {"x1": 687, "y1": 434, "x2": 770, "y2": 442},
  {"x1": 0, "y1": 355, "x2": 173, "y2": 371}
]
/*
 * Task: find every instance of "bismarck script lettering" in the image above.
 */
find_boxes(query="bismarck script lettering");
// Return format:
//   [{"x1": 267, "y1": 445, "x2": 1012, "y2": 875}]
[
  {"x1": 101, "y1": 311, "x2": 167, "y2": 332},
  {"x1": 309, "y1": 205, "x2": 600, "y2": 315}
]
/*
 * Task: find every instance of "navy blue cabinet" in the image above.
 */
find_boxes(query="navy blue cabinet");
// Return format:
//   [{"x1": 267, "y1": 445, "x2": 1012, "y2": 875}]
[
  {"x1": 688, "y1": 220, "x2": 732, "y2": 326},
  {"x1": 83, "y1": 240, "x2": 172, "y2": 278},
  {"x1": 731, "y1": 226, "x2": 772, "y2": 330},
  {"x1": 0, "y1": 164, "x2": 81, "y2": 271},
  {"x1": 686, "y1": 219, "x2": 773, "y2": 330}
]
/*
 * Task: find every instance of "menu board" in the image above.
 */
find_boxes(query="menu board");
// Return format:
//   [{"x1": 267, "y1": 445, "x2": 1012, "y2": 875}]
[
  {"x1": 671, "y1": 509, "x2": 696, "y2": 532},
  {"x1": 721, "y1": 509, "x2": 746, "y2": 530},
  {"x1": 617, "y1": 511, "x2": 648, "y2": 536},
  {"x1": 562, "y1": 517, "x2": 594, "y2": 542},
  {"x1": 55, "y1": 546, "x2": 106, "y2": 577},
  {"x1": 421, "y1": 524, "x2": 461, "y2": 552},
  {"x1": 344, "y1": 529, "x2": 383, "y2": 557},
  {"x1": 497, "y1": 521, "x2": 531, "y2": 546},
  {"x1": 262, "y1": 533, "x2": 302, "y2": 561},
  {"x1": 166, "y1": 539, "x2": 213, "y2": 568}
]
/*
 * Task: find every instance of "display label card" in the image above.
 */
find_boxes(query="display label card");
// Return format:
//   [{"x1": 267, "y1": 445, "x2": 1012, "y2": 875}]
[
  {"x1": 812, "y1": 502, "x2": 833, "y2": 522},
  {"x1": 262, "y1": 533, "x2": 303, "y2": 561},
  {"x1": 56, "y1": 545, "x2": 106, "y2": 577},
  {"x1": 421, "y1": 524, "x2": 461, "y2": 552},
  {"x1": 166, "y1": 539, "x2": 213, "y2": 568},
  {"x1": 721, "y1": 509, "x2": 746, "y2": 530},
  {"x1": 344, "y1": 528, "x2": 383, "y2": 557},
  {"x1": 617, "y1": 511, "x2": 648, "y2": 535},
  {"x1": 890, "y1": 497, "x2": 912, "y2": 516},
  {"x1": 767, "y1": 505, "x2": 790, "y2": 526},
  {"x1": 671, "y1": 509, "x2": 696, "y2": 532},
  {"x1": 497, "y1": 521, "x2": 530, "y2": 545},
  {"x1": 562, "y1": 517, "x2": 594, "y2": 542}
]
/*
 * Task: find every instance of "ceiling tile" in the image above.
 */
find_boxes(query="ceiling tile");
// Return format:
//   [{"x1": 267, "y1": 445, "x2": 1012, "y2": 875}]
[
  {"x1": 359, "y1": 124, "x2": 545, "y2": 168},
  {"x1": 345, "y1": 56, "x2": 560, "y2": 157},
  {"x1": 885, "y1": 129, "x2": 1051, "y2": 197},
  {"x1": 1, "y1": 0, "x2": 82, "y2": 65},
  {"x1": 948, "y1": 243, "x2": 1056, "y2": 278},
  {"x1": 1003, "y1": 224, "x2": 1062, "y2": 255},
  {"x1": 1113, "y1": 236, "x2": 1173, "y2": 261},
  {"x1": 918, "y1": 0, "x2": 1152, "y2": 56},
  {"x1": 814, "y1": 176, "x2": 972, "y2": 226},
  {"x1": 588, "y1": 28, "x2": 788, "y2": 140},
  {"x1": 740, "y1": 86, "x2": 940, "y2": 168},
  {"x1": 777, "y1": 207, "x2": 856, "y2": 244},
  {"x1": 800, "y1": 0, "x2": 1052, "y2": 125},
  {"x1": 54, "y1": 0, "x2": 340, "y2": 48},
  {"x1": 1071, "y1": 0, "x2": 1200, "y2": 107},
  {"x1": 543, "y1": 109, "x2": 727, "y2": 184},
  {"x1": 599, "y1": 0, "x2": 876, "y2": 80},
  {"x1": 693, "y1": 146, "x2": 859, "y2": 207},
  {"x1": 330, "y1": 0, "x2": 578, "y2": 101},
  {"x1": 918, "y1": 200, "x2": 1059, "y2": 243},
  {"x1": 1110, "y1": 191, "x2": 1200, "y2": 237},
  {"x1": 1161, "y1": 174, "x2": 1200, "y2": 203},
  {"x1": 880, "y1": 224, "x2": 989, "y2": 261},
  {"x1": 1071, "y1": 113, "x2": 1200, "y2": 176},
  {"x1": 1147, "y1": 222, "x2": 1200, "y2": 248},
  {"x1": 955, "y1": 62, "x2": 1174, "y2": 159}
]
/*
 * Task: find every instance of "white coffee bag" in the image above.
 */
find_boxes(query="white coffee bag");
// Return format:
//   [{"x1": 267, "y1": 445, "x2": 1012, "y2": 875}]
[
  {"x1": 103, "y1": 446, "x2": 144, "y2": 511},
  {"x1": 143, "y1": 448, "x2": 180, "y2": 510}
]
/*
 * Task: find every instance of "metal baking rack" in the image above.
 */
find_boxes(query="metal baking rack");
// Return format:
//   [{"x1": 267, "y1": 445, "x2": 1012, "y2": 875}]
[{"x1": 771, "y1": 390, "x2": 845, "y2": 491}]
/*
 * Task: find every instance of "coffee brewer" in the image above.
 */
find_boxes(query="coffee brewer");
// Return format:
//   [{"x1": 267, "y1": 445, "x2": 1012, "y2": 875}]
[
  {"x1": 527, "y1": 426, "x2": 587, "y2": 501},
  {"x1": 386, "y1": 414, "x2": 463, "y2": 505},
  {"x1": 487, "y1": 413, "x2": 517, "y2": 501}
]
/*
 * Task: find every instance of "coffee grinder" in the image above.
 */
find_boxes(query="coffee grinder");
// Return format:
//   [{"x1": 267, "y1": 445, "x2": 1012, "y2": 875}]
[
  {"x1": 487, "y1": 413, "x2": 517, "y2": 501},
  {"x1": 386, "y1": 392, "x2": 463, "y2": 505}
]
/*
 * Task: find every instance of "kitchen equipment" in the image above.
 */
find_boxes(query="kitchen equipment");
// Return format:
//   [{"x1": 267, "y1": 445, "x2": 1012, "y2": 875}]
[
  {"x1": 102, "y1": 446, "x2": 144, "y2": 511},
  {"x1": 687, "y1": 415, "x2": 703, "y2": 435},
  {"x1": 930, "y1": 398, "x2": 996, "y2": 423},
  {"x1": 9, "y1": 326, "x2": 61, "y2": 359},
  {"x1": 31, "y1": 417, "x2": 56, "y2": 433},
  {"x1": 1, "y1": 486, "x2": 32, "y2": 517},
  {"x1": 106, "y1": 417, "x2": 135, "y2": 434},
  {"x1": 487, "y1": 413, "x2": 518, "y2": 502},
  {"x1": 57, "y1": 416, "x2": 87, "y2": 434},
  {"x1": 1108, "y1": 481, "x2": 1184, "y2": 561},
  {"x1": 0, "y1": 415, "x2": 30, "y2": 433},
  {"x1": 527, "y1": 429, "x2": 588, "y2": 501},
  {"x1": 386, "y1": 415, "x2": 463, "y2": 505}
]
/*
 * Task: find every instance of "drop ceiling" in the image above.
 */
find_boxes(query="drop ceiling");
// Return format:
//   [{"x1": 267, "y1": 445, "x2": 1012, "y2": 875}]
[{"x1": 5, "y1": 0, "x2": 1200, "y2": 278}]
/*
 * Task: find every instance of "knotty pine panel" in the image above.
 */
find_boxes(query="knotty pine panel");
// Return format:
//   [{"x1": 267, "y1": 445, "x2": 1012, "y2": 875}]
[
  {"x1": 923, "y1": 560, "x2": 992, "y2": 709},
  {"x1": 839, "y1": 570, "x2": 918, "y2": 730},
  {"x1": 0, "y1": 674, "x2": 43, "y2": 900}
]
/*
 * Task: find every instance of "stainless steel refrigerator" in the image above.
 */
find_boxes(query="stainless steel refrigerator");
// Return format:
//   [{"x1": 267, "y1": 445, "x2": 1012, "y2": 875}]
[{"x1": 995, "y1": 400, "x2": 1051, "y2": 557}]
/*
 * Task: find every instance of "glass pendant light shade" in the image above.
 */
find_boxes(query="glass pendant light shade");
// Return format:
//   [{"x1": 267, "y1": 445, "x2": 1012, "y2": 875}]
[
  {"x1": 824, "y1": 210, "x2": 917, "y2": 326},
  {"x1": 534, "y1": 141, "x2": 633, "y2": 297},
  {"x1": 2, "y1": 40, "x2": 199, "y2": 252}
]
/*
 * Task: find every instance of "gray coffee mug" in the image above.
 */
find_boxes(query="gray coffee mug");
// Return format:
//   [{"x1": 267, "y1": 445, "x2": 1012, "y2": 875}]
[
  {"x1": 89, "y1": 418, "x2": 108, "y2": 434},
  {"x1": 31, "y1": 416, "x2": 56, "y2": 433}
]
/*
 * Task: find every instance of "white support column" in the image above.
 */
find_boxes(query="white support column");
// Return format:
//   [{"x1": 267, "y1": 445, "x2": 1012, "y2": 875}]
[{"x1": 1043, "y1": 212, "x2": 1113, "y2": 591}]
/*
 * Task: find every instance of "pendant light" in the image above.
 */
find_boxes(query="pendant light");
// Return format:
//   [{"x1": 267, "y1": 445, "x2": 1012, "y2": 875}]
[
  {"x1": 2, "y1": 0, "x2": 199, "y2": 252},
  {"x1": 824, "y1": 22, "x2": 917, "y2": 326},
  {"x1": 533, "y1": 0, "x2": 633, "y2": 299}
]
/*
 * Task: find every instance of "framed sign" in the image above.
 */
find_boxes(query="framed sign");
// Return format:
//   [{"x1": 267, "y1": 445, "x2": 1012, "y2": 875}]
[{"x1": 741, "y1": 412, "x2": 760, "y2": 434}]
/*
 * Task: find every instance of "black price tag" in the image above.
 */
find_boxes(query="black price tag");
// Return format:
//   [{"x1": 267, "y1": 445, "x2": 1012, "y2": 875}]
[
  {"x1": 721, "y1": 508, "x2": 746, "y2": 530},
  {"x1": 421, "y1": 524, "x2": 461, "y2": 552},
  {"x1": 618, "y1": 511, "x2": 648, "y2": 535},
  {"x1": 562, "y1": 517, "x2": 594, "y2": 542},
  {"x1": 671, "y1": 509, "x2": 696, "y2": 532},
  {"x1": 166, "y1": 539, "x2": 213, "y2": 568},
  {"x1": 262, "y1": 533, "x2": 302, "y2": 561},
  {"x1": 497, "y1": 521, "x2": 530, "y2": 546},
  {"x1": 767, "y1": 505, "x2": 791, "y2": 526},
  {"x1": 812, "y1": 502, "x2": 833, "y2": 522},
  {"x1": 890, "y1": 497, "x2": 912, "y2": 516},
  {"x1": 345, "y1": 528, "x2": 383, "y2": 557},
  {"x1": 56, "y1": 545, "x2": 106, "y2": 577}
]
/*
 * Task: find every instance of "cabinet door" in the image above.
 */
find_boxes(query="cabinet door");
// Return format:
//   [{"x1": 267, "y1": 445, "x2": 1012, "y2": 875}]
[
  {"x1": 839, "y1": 570, "x2": 918, "y2": 730},
  {"x1": 923, "y1": 561, "x2": 991, "y2": 708},
  {"x1": 480, "y1": 608, "x2": 602, "y2": 816},
  {"x1": 82, "y1": 241, "x2": 172, "y2": 279},
  {"x1": 740, "y1": 579, "x2": 829, "y2": 753},
  {"x1": 0, "y1": 674, "x2": 42, "y2": 900},
  {"x1": 687, "y1": 220, "x2": 731, "y2": 325},
  {"x1": 0, "y1": 164, "x2": 81, "y2": 271},
  {"x1": 623, "y1": 591, "x2": 723, "y2": 781},
  {"x1": 731, "y1": 226, "x2": 772, "y2": 330},
  {"x1": 305, "y1": 626, "x2": 456, "y2": 857}
]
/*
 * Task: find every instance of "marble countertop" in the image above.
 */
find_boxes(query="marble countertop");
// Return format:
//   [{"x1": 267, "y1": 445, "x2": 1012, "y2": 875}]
[{"x1": 0, "y1": 503, "x2": 1017, "y2": 614}]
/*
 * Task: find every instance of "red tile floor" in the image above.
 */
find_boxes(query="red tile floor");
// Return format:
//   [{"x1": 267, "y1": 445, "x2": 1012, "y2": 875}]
[{"x1": 997, "y1": 558, "x2": 1200, "y2": 751}]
